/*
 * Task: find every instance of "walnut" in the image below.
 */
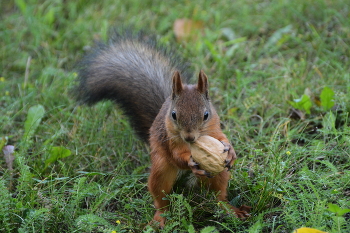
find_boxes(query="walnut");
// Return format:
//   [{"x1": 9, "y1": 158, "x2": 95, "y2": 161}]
[{"x1": 190, "y1": 136, "x2": 228, "y2": 175}]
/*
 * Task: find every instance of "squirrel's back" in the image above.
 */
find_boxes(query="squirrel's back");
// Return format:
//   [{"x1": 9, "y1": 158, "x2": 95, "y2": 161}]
[{"x1": 74, "y1": 29, "x2": 193, "y2": 142}]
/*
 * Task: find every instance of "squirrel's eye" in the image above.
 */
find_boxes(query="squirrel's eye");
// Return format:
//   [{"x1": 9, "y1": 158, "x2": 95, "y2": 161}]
[
  {"x1": 171, "y1": 110, "x2": 177, "y2": 120},
  {"x1": 203, "y1": 111, "x2": 209, "y2": 121}
]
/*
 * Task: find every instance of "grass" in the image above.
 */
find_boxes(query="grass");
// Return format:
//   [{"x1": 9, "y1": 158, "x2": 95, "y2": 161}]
[{"x1": 1, "y1": 0, "x2": 350, "y2": 232}]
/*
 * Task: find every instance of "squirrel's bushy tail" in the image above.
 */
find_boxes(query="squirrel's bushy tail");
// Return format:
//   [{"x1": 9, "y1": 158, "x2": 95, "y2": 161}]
[{"x1": 74, "y1": 29, "x2": 193, "y2": 142}]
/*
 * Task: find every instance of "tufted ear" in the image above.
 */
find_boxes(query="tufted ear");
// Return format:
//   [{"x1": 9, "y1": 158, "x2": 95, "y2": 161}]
[
  {"x1": 172, "y1": 71, "x2": 183, "y2": 99},
  {"x1": 197, "y1": 70, "x2": 209, "y2": 99}
]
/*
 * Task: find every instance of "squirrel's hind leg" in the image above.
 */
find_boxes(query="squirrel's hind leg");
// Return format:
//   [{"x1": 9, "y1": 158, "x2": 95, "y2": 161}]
[
  {"x1": 148, "y1": 155, "x2": 178, "y2": 227},
  {"x1": 199, "y1": 170, "x2": 251, "y2": 219}
]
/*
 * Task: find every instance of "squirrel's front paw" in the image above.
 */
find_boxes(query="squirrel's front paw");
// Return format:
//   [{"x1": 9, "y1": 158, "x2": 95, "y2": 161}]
[
  {"x1": 188, "y1": 156, "x2": 213, "y2": 178},
  {"x1": 220, "y1": 141, "x2": 237, "y2": 170}
]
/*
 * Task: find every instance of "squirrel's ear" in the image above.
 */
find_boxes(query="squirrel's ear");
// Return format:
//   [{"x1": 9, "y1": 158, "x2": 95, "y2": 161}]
[
  {"x1": 172, "y1": 71, "x2": 183, "y2": 99},
  {"x1": 197, "y1": 70, "x2": 209, "y2": 99}
]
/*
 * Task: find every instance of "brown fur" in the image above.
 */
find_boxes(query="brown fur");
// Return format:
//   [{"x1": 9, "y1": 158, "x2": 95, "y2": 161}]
[{"x1": 148, "y1": 72, "x2": 250, "y2": 227}]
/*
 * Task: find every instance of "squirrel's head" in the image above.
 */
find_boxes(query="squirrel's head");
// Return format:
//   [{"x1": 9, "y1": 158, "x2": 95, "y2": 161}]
[{"x1": 170, "y1": 70, "x2": 213, "y2": 143}]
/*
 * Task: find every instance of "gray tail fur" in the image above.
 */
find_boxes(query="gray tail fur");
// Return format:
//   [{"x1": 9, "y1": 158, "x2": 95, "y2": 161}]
[{"x1": 74, "y1": 29, "x2": 193, "y2": 142}]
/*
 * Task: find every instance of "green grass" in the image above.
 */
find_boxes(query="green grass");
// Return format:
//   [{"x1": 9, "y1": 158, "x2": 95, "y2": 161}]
[{"x1": 1, "y1": 0, "x2": 350, "y2": 232}]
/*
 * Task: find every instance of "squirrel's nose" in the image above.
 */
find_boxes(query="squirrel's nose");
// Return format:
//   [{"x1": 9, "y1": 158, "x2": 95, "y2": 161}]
[{"x1": 184, "y1": 135, "x2": 196, "y2": 143}]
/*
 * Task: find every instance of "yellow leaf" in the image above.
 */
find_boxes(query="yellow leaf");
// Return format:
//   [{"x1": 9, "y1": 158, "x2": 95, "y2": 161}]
[
  {"x1": 173, "y1": 18, "x2": 204, "y2": 42},
  {"x1": 293, "y1": 227, "x2": 327, "y2": 233}
]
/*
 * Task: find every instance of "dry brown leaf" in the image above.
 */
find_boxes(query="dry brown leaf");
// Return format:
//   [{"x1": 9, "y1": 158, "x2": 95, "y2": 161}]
[{"x1": 173, "y1": 18, "x2": 204, "y2": 42}]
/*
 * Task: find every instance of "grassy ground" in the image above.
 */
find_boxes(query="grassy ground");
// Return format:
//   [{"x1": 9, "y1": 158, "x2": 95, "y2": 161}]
[{"x1": 1, "y1": 0, "x2": 350, "y2": 232}]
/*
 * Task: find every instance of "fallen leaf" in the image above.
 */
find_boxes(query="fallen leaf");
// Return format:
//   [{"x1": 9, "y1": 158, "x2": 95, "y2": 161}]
[
  {"x1": 173, "y1": 18, "x2": 204, "y2": 42},
  {"x1": 293, "y1": 227, "x2": 327, "y2": 233},
  {"x1": 314, "y1": 96, "x2": 321, "y2": 107},
  {"x1": 289, "y1": 108, "x2": 305, "y2": 120}
]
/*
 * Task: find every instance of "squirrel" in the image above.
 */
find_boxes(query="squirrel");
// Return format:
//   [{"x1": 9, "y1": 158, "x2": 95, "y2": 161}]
[{"x1": 74, "y1": 29, "x2": 251, "y2": 227}]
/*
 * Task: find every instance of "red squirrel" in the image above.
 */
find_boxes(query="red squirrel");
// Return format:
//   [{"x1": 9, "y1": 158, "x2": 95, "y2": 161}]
[{"x1": 74, "y1": 29, "x2": 250, "y2": 227}]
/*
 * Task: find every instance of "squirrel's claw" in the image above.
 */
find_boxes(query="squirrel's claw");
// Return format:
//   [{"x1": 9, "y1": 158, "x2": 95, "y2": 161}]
[
  {"x1": 188, "y1": 156, "x2": 199, "y2": 167},
  {"x1": 233, "y1": 205, "x2": 252, "y2": 219},
  {"x1": 189, "y1": 156, "x2": 212, "y2": 177},
  {"x1": 220, "y1": 141, "x2": 237, "y2": 169},
  {"x1": 220, "y1": 140, "x2": 230, "y2": 153},
  {"x1": 225, "y1": 159, "x2": 233, "y2": 171},
  {"x1": 219, "y1": 202, "x2": 252, "y2": 220}
]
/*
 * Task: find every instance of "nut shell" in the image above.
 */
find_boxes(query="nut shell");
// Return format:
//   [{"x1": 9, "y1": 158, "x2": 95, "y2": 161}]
[{"x1": 190, "y1": 136, "x2": 228, "y2": 175}]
